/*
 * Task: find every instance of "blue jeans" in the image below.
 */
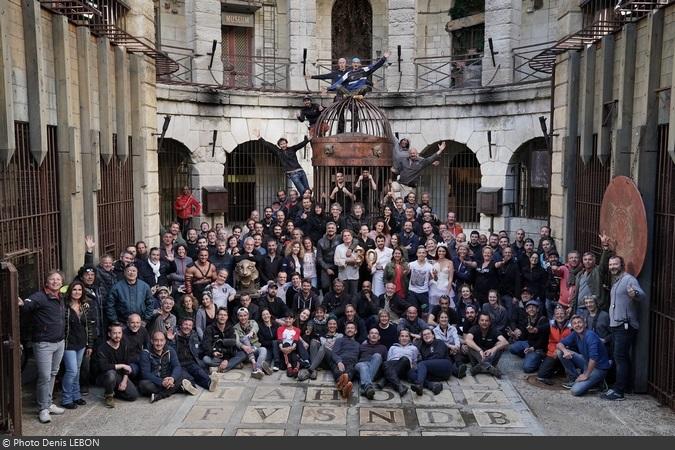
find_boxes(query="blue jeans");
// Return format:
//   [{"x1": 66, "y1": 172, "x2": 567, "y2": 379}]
[
  {"x1": 408, "y1": 359, "x2": 453, "y2": 387},
  {"x1": 509, "y1": 340, "x2": 545, "y2": 373},
  {"x1": 355, "y1": 353, "x2": 383, "y2": 391},
  {"x1": 287, "y1": 170, "x2": 310, "y2": 195},
  {"x1": 34, "y1": 340, "x2": 65, "y2": 411},
  {"x1": 557, "y1": 350, "x2": 607, "y2": 396},
  {"x1": 611, "y1": 325, "x2": 636, "y2": 395},
  {"x1": 181, "y1": 362, "x2": 211, "y2": 390},
  {"x1": 62, "y1": 348, "x2": 85, "y2": 405}
]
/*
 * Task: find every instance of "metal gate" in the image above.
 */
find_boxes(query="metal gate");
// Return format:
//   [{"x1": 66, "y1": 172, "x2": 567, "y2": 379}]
[
  {"x1": 0, "y1": 262, "x2": 21, "y2": 435},
  {"x1": 574, "y1": 135, "x2": 611, "y2": 256},
  {"x1": 419, "y1": 141, "x2": 481, "y2": 229},
  {"x1": 224, "y1": 140, "x2": 285, "y2": 224},
  {"x1": 649, "y1": 124, "x2": 675, "y2": 409},
  {"x1": 223, "y1": 26, "x2": 253, "y2": 88},
  {"x1": 158, "y1": 138, "x2": 191, "y2": 229},
  {"x1": 0, "y1": 122, "x2": 61, "y2": 298},
  {"x1": 97, "y1": 134, "x2": 134, "y2": 257}
]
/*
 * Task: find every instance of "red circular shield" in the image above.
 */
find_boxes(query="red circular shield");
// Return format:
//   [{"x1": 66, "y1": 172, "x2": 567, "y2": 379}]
[{"x1": 599, "y1": 176, "x2": 648, "y2": 276}]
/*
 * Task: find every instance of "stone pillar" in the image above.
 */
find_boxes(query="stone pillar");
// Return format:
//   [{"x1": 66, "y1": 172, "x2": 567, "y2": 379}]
[
  {"x1": 0, "y1": 2, "x2": 14, "y2": 165},
  {"x1": 186, "y1": 0, "x2": 223, "y2": 85},
  {"x1": 387, "y1": 0, "x2": 416, "y2": 92},
  {"x1": 556, "y1": 0, "x2": 583, "y2": 39},
  {"x1": 288, "y1": 0, "x2": 316, "y2": 92},
  {"x1": 482, "y1": 0, "x2": 521, "y2": 86}
]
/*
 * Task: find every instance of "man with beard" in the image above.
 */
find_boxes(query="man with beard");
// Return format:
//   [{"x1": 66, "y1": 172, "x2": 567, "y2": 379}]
[
  {"x1": 570, "y1": 236, "x2": 613, "y2": 313},
  {"x1": 317, "y1": 222, "x2": 341, "y2": 294},
  {"x1": 462, "y1": 313, "x2": 509, "y2": 378},
  {"x1": 93, "y1": 322, "x2": 139, "y2": 408}
]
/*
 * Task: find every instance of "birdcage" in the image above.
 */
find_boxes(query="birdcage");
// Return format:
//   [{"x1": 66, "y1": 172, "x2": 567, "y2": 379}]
[{"x1": 311, "y1": 96, "x2": 394, "y2": 218}]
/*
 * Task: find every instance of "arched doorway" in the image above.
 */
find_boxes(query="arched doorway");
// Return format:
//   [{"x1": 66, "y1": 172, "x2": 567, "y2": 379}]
[
  {"x1": 505, "y1": 137, "x2": 550, "y2": 221},
  {"x1": 419, "y1": 141, "x2": 482, "y2": 229},
  {"x1": 223, "y1": 140, "x2": 286, "y2": 224},
  {"x1": 332, "y1": 0, "x2": 372, "y2": 62},
  {"x1": 158, "y1": 138, "x2": 192, "y2": 230}
]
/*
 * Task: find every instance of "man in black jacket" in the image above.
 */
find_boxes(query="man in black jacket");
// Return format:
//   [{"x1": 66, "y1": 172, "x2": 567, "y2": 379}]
[
  {"x1": 497, "y1": 246, "x2": 521, "y2": 319},
  {"x1": 123, "y1": 313, "x2": 150, "y2": 378},
  {"x1": 316, "y1": 222, "x2": 341, "y2": 293},
  {"x1": 322, "y1": 279, "x2": 352, "y2": 318},
  {"x1": 255, "y1": 129, "x2": 311, "y2": 195},
  {"x1": 259, "y1": 239, "x2": 283, "y2": 284},
  {"x1": 93, "y1": 322, "x2": 139, "y2": 408},
  {"x1": 201, "y1": 308, "x2": 240, "y2": 373},
  {"x1": 138, "y1": 247, "x2": 176, "y2": 289},
  {"x1": 258, "y1": 282, "x2": 289, "y2": 325},
  {"x1": 355, "y1": 328, "x2": 388, "y2": 399},
  {"x1": 330, "y1": 323, "x2": 360, "y2": 399},
  {"x1": 172, "y1": 318, "x2": 218, "y2": 391},
  {"x1": 377, "y1": 282, "x2": 410, "y2": 322},
  {"x1": 296, "y1": 95, "x2": 324, "y2": 135}
]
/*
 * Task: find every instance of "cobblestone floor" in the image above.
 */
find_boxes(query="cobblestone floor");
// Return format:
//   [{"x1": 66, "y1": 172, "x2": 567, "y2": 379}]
[{"x1": 159, "y1": 368, "x2": 544, "y2": 437}]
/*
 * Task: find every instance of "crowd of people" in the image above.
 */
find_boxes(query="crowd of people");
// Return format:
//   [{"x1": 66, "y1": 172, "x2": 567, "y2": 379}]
[{"x1": 19, "y1": 170, "x2": 644, "y2": 425}]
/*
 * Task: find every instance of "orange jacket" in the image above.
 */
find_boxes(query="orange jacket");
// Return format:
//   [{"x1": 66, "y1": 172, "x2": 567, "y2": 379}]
[
  {"x1": 546, "y1": 320, "x2": 572, "y2": 357},
  {"x1": 174, "y1": 194, "x2": 201, "y2": 219}
]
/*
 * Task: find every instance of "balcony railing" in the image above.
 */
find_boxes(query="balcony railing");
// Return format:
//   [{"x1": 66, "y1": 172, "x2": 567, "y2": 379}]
[
  {"x1": 222, "y1": 55, "x2": 290, "y2": 91},
  {"x1": 512, "y1": 41, "x2": 556, "y2": 83},
  {"x1": 312, "y1": 59, "x2": 389, "y2": 92},
  {"x1": 414, "y1": 54, "x2": 482, "y2": 91}
]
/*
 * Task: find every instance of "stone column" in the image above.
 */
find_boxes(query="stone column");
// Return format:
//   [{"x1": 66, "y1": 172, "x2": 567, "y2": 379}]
[
  {"x1": 185, "y1": 0, "x2": 223, "y2": 85},
  {"x1": 387, "y1": 0, "x2": 416, "y2": 92},
  {"x1": 288, "y1": 0, "x2": 316, "y2": 92},
  {"x1": 481, "y1": 0, "x2": 521, "y2": 86},
  {"x1": 556, "y1": 0, "x2": 583, "y2": 39}
]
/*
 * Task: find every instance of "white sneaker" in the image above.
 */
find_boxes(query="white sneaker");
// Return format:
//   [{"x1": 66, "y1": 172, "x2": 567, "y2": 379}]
[
  {"x1": 181, "y1": 379, "x2": 199, "y2": 396},
  {"x1": 48, "y1": 404, "x2": 65, "y2": 415},
  {"x1": 208, "y1": 373, "x2": 219, "y2": 392},
  {"x1": 38, "y1": 409, "x2": 51, "y2": 423}
]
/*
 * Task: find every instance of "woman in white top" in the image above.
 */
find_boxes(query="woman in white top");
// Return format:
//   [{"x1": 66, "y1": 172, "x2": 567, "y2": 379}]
[
  {"x1": 209, "y1": 268, "x2": 236, "y2": 310},
  {"x1": 433, "y1": 311, "x2": 460, "y2": 355},
  {"x1": 370, "y1": 234, "x2": 393, "y2": 297},
  {"x1": 301, "y1": 237, "x2": 318, "y2": 289},
  {"x1": 429, "y1": 244, "x2": 454, "y2": 307}
]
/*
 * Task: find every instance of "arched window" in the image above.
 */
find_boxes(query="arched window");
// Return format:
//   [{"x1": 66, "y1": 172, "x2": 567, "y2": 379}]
[
  {"x1": 507, "y1": 138, "x2": 550, "y2": 219},
  {"x1": 332, "y1": 0, "x2": 372, "y2": 62}
]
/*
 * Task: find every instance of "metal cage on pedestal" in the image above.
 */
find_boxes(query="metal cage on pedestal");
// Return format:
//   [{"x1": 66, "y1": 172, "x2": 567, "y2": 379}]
[{"x1": 311, "y1": 97, "x2": 395, "y2": 219}]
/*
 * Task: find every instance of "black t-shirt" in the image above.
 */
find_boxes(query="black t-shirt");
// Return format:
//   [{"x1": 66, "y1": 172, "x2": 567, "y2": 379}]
[{"x1": 468, "y1": 324, "x2": 501, "y2": 351}]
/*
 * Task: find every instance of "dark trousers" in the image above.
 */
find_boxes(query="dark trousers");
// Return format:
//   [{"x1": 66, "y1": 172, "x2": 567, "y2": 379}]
[
  {"x1": 328, "y1": 359, "x2": 356, "y2": 381},
  {"x1": 95, "y1": 370, "x2": 139, "y2": 401},
  {"x1": 467, "y1": 347, "x2": 503, "y2": 369},
  {"x1": 181, "y1": 361, "x2": 211, "y2": 390},
  {"x1": 408, "y1": 359, "x2": 454, "y2": 387},
  {"x1": 407, "y1": 292, "x2": 429, "y2": 313},
  {"x1": 537, "y1": 356, "x2": 562, "y2": 379},
  {"x1": 383, "y1": 357, "x2": 411, "y2": 388},
  {"x1": 611, "y1": 325, "x2": 637, "y2": 394},
  {"x1": 177, "y1": 217, "x2": 191, "y2": 236},
  {"x1": 138, "y1": 379, "x2": 182, "y2": 398}
]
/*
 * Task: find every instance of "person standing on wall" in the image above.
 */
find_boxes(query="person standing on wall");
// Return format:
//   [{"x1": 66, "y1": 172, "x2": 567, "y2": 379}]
[{"x1": 174, "y1": 186, "x2": 202, "y2": 236}]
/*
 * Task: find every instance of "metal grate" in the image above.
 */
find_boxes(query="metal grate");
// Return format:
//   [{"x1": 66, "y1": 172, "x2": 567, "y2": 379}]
[
  {"x1": 0, "y1": 262, "x2": 21, "y2": 435},
  {"x1": 223, "y1": 26, "x2": 253, "y2": 88},
  {"x1": 97, "y1": 134, "x2": 134, "y2": 257},
  {"x1": 158, "y1": 138, "x2": 191, "y2": 230},
  {"x1": 649, "y1": 124, "x2": 675, "y2": 410},
  {"x1": 418, "y1": 142, "x2": 482, "y2": 228},
  {"x1": 223, "y1": 140, "x2": 286, "y2": 224},
  {"x1": 573, "y1": 135, "x2": 611, "y2": 256},
  {"x1": 0, "y1": 123, "x2": 61, "y2": 298}
]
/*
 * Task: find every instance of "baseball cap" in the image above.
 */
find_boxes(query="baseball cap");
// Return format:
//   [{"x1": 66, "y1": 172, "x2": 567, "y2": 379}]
[
  {"x1": 352, "y1": 57, "x2": 361, "y2": 63},
  {"x1": 267, "y1": 281, "x2": 278, "y2": 289},
  {"x1": 525, "y1": 300, "x2": 540, "y2": 308},
  {"x1": 521, "y1": 286, "x2": 533, "y2": 295}
]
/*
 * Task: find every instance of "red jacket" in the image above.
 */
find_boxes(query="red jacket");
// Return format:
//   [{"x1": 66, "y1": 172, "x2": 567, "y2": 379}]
[
  {"x1": 174, "y1": 194, "x2": 201, "y2": 219},
  {"x1": 546, "y1": 320, "x2": 572, "y2": 357}
]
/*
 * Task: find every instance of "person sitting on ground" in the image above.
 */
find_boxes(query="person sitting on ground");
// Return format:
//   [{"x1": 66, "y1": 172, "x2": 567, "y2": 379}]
[
  {"x1": 233, "y1": 308, "x2": 272, "y2": 379},
  {"x1": 355, "y1": 328, "x2": 389, "y2": 400},
  {"x1": 330, "y1": 322, "x2": 361, "y2": 399},
  {"x1": 337, "y1": 304, "x2": 367, "y2": 343},
  {"x1": 433, "y1": 311, "x2": 463, "y2": 377},
  {"x1": 556, "y1": 314, "x2": 611, "y2": 397},
  {"x1": 148, "y1": 297, "x2": 177, "y2": 338},
  {"x1": 382, "y1": 329, "x2": 420, "y2": 396},
  {"x1": 378, "y1": 281, "x2": 410, "y2": 322},
  {"x1": 508, "y1": 299, "x2": 549, "y2": 374},
  {"x1": 301, "y1": 317, "x2": 343, "y2": 382},
  {"x1": 536, "y1": 304, "x2": 572, "y2": 385},
  {"x1": 172, "y1": 317, "x2": 218, "y2": 391},
  {"x1": 427, "y1": 294, "x2": 459, "y2": 327},
  {"x1": 277, "y1": 311, "x2": 303, "y2": 378},
  {"x1": 93, "y1": 322, "x2": 139, "y2": 408},
  {"x1": 408, "y1": 328, "x2": 453, "y2": 396},
  {"x1": 201, "y1": 307, "x2": 240, "y2": 373},
  {"x1": 397, "y1": 306, "x2": 429, "y2": 342},
  {"x1": 579, "y1": 295, "x2": 611, "y2": 346},
  {"x1": 139, "y1": 331, "x2": 200, "y2": 403},
  {"x1": 461, "y1": 312, "x2": 509, "y2": 379}
]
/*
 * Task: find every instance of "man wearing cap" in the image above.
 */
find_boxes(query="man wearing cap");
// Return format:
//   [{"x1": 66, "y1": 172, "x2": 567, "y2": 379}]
[
  {"x1": 557, "y1": 314, "x2": 610, "y2": 396},
  {"x1": 508, "y1": 297, "x2": 549, "y2": 373},
  {"x1": 259, "y1": 281, "x2": 290, "y2": 325}
]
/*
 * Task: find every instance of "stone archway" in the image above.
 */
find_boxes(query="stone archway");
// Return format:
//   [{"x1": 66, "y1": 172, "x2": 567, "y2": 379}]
[
  {"x1": 331, "y1": 0, "x2": 372, "y2": 62},
  {"x1": 158, "y1": 138, "x2": 193, "y2": 229}
]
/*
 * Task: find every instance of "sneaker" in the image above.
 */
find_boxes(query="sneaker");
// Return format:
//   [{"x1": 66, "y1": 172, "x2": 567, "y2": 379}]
[
  {"x1": 397, "y1": 384, "x2": 408, "y2": 397},
  {"x1": 430, "y1": 382, "x2": 443, "y2": 395},
  {"x1": 562, "y1": 381, "x2": 574, "y2": 390},
  {"x1": 209, "y1": 366, "x2": 218, "y2": 374},
  {"x1": 38, "y1": 409, "x2": 51, "y2": 424},
  {"x1": 251, "y1": 369, "x2": 264, "y2": 380},
  {"x1": 341, "y1": 381, "x2": 353, "y2": 399},
  {"x1": 104, "y1": 395, "x2": 115, "y2": 409},
  {"x1": 60, "y1": 403, "x2": 77, "y2": 410},
  {"x1": 80, "y1": 385, "x2": 89, "y2": 396},
  {"x1": 469, "y1": 365, "x2": 481, "y2": 376},
  {"x1": 182, "y1": 378, "x2": 199, "y2": 395},
  {"x1": 337, "y1": 373, "x2": 349, "y2": 390},
  {"x1": 149, "y1": 393, "x2": 157, "y2": 404},
  {"x1": 309, "y1": 369, "x2": 318, "y2": 380},
  {"x1": 297, "y1": 369, "x2": 310, "y2": 381},
  {"x1": 411, "y1": 384, "x2": 424, "y2": 396},
  {"x1": 536, "y1": 377, "x2": 554, "y2": 386},
  {"x1": 457, "y1": 364, "x2": 468, "y2": 379},
  {"x1": 74, "y1": 399, "x2": 86, "y2": 406},
  {"x1": 48, "y1": 404, "x2": 65, "y2": 415},
  {"x1": 601, "y1": 390, "x2": 625, "y2": 401},
  {"x1": 364, "y1": 386, "x2": 375, "y2": 400},
  {"x1": 209, "y1": 372, "x2": 219, "y2": 391},
  {"x1": 261, "y1": 361, "x2": 273, "y2": 376},
  {"x1": 486, "y1": 365, "x2": 502, "y2": 379},
  {"x1": 272, "y1": 366, "x2": 280, "y2": 372}
]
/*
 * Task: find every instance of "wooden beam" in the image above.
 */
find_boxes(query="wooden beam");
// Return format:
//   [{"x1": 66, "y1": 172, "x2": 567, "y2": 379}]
[
  {"x1": 97, "y1": 38, "x2": 112, "y2": 164},
  {"x1": 115, "y1": 47, "x2": 129, "y2": 161},
  {"x1": 580, "y1": 44, "x2": 595, "y2": 165},
  {"x1": 22, "y1": 0, "x2": 48, "y2": 165},
  {"x1": 0, "y1": 3, "x2": 15, "y2": 165},
  {"x1": 597, "y1": 35, "x2": 614, "y2": 165}
]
